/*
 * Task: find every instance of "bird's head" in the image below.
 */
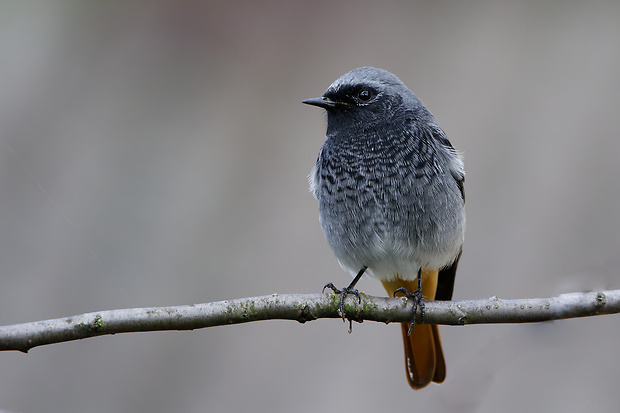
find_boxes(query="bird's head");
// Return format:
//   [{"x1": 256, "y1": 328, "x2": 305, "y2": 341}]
[{"x1": 303, "y1": 67, "x2": 432, "y2": 134}]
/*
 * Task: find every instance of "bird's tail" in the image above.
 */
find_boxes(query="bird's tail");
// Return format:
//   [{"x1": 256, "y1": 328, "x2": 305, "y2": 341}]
[{"x1": 381, "y1": 271, "x2": 445, "y2": 390}]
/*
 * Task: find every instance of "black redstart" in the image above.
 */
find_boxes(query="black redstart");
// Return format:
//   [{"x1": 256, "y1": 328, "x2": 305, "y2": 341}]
[{"x1": 303, "y1": 67, "x2": 465, "y2": 389}]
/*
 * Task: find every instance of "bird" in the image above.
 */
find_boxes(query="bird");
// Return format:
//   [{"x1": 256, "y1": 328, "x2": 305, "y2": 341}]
[{"x1": 303, "y1": 67, "x2": 465, "y2": 390}]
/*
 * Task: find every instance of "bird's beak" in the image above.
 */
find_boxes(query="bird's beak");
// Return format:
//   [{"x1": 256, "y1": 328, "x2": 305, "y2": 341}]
[{"x1": 302, "y1": 97, "x2": 349, "y2": 109}]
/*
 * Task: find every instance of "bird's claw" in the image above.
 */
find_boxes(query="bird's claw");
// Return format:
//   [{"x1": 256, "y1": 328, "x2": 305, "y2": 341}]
[
  {"x1": 393, "y1": 286, "x2": 425, "y2": 335},
  {"x1": 323, "y1": 282, "x2": 362, "y2": 323}
]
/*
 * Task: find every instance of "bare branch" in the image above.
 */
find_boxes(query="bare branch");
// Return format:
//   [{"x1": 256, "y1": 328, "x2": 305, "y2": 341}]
[{"x1": 1, "y1": 289, "x2": 619, "y2": 352}]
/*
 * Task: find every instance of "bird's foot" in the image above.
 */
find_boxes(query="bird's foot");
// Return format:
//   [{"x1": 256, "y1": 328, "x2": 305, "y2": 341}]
[
  {"x1": 323, "y1": 282, "x2": 362, "y2": 322},
  {"x1": 322, "y1": 267, "x2": 367, "y2": 334},
  {"x1": 393, "y1": 285, "x2": 425, "y2": 335}
]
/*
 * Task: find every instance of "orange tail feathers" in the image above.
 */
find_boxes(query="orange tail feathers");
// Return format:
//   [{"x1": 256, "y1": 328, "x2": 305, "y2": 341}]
[{"x1": 382, "y1": 270, "x2": 446, "y2": 390}]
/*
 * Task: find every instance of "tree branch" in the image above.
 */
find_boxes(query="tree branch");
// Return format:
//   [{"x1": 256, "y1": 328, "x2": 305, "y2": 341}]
[{"x1": 1, "y1": 289, "x2": 619, "y2": 353}]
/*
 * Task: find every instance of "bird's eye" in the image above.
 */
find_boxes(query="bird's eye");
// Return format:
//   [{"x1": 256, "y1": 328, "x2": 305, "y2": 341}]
[{"x1": 357, "y1": 89, "x2": 372, "y2": 102}]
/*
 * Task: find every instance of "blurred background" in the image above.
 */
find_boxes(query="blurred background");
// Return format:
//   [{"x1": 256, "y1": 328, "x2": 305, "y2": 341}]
[{"x1": 1, "y1": 1, "x2": 619, "y2": 412}]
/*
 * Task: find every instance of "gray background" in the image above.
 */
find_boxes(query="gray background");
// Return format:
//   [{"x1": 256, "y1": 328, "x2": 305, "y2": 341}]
[{"x1": 1, "y1": 1, "x2": 619, "y2": 412}]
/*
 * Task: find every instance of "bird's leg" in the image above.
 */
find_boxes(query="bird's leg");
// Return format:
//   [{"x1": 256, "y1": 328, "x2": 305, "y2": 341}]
[
  {"x1": 323, "y1": 266, "x2": 367, "y2": 322},
  {"x1": 393, "y1": 268, "x2": 425, "y2": 335}
]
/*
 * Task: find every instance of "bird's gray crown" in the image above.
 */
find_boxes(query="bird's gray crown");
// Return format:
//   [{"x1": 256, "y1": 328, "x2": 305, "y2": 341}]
[{"x1": 326, "y1": 67, "x2": 405, "y2": 94}]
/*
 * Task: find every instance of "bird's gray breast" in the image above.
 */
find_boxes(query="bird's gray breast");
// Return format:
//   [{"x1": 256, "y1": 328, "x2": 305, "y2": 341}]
[{"x1": 312, "y1": 129, "x2": 465, "y2": 280}]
